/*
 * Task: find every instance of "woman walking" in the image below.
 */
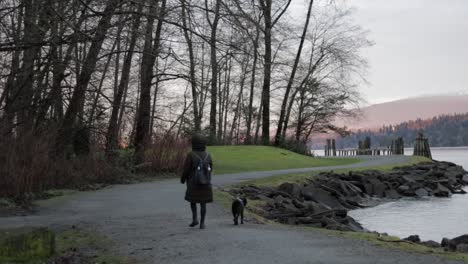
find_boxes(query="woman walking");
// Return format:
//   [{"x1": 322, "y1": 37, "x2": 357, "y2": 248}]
[{"x1": 180, "y1": 134, "x2": 213, "y2": 229}]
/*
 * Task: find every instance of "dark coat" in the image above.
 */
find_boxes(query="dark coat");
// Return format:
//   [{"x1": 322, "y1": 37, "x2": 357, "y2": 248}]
[{"x1": 181, "y1": 151, "x2": 213, "y2": 203}]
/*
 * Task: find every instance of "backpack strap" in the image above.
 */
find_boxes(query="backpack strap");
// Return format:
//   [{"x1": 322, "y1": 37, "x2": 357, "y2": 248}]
[{"x1": 192, "y1": 151, "x2": 208, "y2": 162}]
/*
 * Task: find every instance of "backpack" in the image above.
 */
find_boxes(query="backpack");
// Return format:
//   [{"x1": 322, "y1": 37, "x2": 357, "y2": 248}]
[{"x1": 192, "y1": 152, "x2": 212, "y2": 185}]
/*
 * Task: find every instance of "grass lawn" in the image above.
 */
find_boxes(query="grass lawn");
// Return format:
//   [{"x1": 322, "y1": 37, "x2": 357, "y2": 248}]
[
  {"x1": 208, "y1": 145, "x2": 360, "y2": 174},
  {"x1": 240, "y1": 155, "x2": 431, "y2": 187}
]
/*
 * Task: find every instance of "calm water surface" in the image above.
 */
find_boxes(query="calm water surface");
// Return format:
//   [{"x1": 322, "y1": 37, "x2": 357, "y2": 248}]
[{"x1": 348, "y1": 147, "x2": 468, "y2": 241}]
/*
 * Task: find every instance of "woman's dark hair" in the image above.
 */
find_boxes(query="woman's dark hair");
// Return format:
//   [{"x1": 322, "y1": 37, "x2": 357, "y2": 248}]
[{"x1": 191, "y1": 134, "x2": 207, "y2": 151}]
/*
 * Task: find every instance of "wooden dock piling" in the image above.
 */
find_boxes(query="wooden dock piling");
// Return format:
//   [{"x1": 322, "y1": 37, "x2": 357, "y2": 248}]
[{"x1": 413, "y1": 132, "x2": 432, "y2": 159}]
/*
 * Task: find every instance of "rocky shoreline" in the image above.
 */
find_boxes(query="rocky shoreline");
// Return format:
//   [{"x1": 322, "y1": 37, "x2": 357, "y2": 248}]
[{"x1": 231, "y1": 161, "x2": 468, "y2": 253}]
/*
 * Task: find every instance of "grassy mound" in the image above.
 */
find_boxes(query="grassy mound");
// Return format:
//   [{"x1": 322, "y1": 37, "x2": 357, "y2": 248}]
[{"x1": 208, "y1": 146, "x2": 359, "y2": 174}]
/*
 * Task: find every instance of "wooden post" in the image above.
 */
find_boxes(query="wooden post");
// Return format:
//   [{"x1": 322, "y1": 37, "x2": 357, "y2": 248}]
[
  {"x1": 413, "y1": 132, "x2": 432, "y2": 159},
  {"x1": 325, "y1": 139, "x2": 331, "y2": 157},
  {"x1": 332, "y1": 139, "x2": 336, "y2": 157}
]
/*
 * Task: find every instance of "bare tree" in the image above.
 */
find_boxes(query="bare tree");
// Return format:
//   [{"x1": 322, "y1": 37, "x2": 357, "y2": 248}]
[
  {"x1": 275, "y1": 0, "x2": 314, "y2": 146},
  {"x1": 134, "y1": 0, "x2": 167, "y2": 164}
]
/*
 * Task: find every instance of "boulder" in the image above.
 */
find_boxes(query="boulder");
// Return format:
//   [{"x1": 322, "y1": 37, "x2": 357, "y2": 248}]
[
  {"x1": 397, "y1": 185, "x2": 415, "y2": 196},
  {"x1": 462, "y1": 174, "x2": 468, "y2": 184},
  {"x1": 414, "y1": 188, "x2": 429, "y2": 198},
  {"x1": 274, "y1": 195, "x2": 286, "y2": 207},
  {"x1": 433, "y1": 183, "x2": 451, "y2": 197},
  {"x1": 345, "y1": 217, "x2": 365, "y2": 232},
  {"x1": 0, "y1": 227, "x2": 55, "y2": 262},
  {"x1": 441, "y1": 237, "x2": 451, "y2": 248},
  {"x1": 363, "y1": 184, "x2": 373, "y2": 195},
  {"x1": 292, "y1": 199, "x2": 306, "y2": 209},
  {"x1": 456, "y1": 244, "x2": 468, "y2": 253},
  {"x1": 305, "y1": 201, "x2": 330, "y2": 214},
  {"x1": 448, "y1": 234, "x2": 468, "y2": 251},
  {"x1": 421, "y1": 240, "x2": 441, "y2": 248},
  {"x1": 402, "y1": 175, "x2": 416, "y2": 183},
  {"x1": 384, "y1": 189, "x2": 401, "y2": 199},
  {"x1": 278, "y1": 183, "x2": 300, "y2": 198},
  {"x1": 444, "y1": 168, "x2": 463, "y2": 179},
  {"x1": 367, "y1": 179, "x2": 386, "y2": 197},
  {"x1": 403, "y1": 235, "x2": 421, "y2": 243},
  {"x1": 257, "y1": 195, "x2": 274, "y2": 204},
  {"x1": 300, "y1": 187, "x2": 344, "y2": 209}
]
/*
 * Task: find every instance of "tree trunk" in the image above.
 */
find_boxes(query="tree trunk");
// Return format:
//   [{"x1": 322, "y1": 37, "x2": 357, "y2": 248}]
[
  {"x1": 134, "y1": 0, "x2": 166, "y2": 164},
  {"x1": 181, "y1": 0, "x2": 200, "y2": 132},
  {"x1": 87, "y1": 32, "x2": 121, "y2": 127},
  {"x1": 106, "y1": 2, "x2": 143, "y2": 158},
  {"x1": 245, "y1": 29, "x2": 259, "y2": 144},
  {"x1": 229, "y1": 55, "x2": 249, "y2": 143},
  {"x1": 1, "y1": 6, "x2": 23, "y2": 134},
  {"x1": 222, "y1": 54, "x2": 232, "y2": 143},
  {"x1": 217, "y1": 63, "x2": 224, "y2": 142},
  {"x1": 55, "y1": 0, "x2": 122, "y2": 157},
  {"x1": 254, "y1": 102, "x2": 263, "y2": 145},
  {"x1": 275, "y1": 0, "x2": 314, "y2": 145},
  {"x1": 260, "y1": 0, "x2": 272, "y2": 145},
  {"x1": 295, "y1": 87, "x2": 306, "y2": 141},
  {"x1": 15, "y1": 0, "x2": 45, "y2": 134},
  {"x1": 208, "y1": 0, "x2": 221, "y2": 143}
]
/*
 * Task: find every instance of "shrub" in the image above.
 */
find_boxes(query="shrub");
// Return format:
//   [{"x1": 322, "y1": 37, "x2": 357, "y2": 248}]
[
  {"x1": 279, "y1": 138, "x2": 312, "y2": 156},
  {"x1": 141, "y1": 135, "x2": 190, "y2": 174},
  {"x1": 0, "y1": 130, "x2": 122, "y2": 200}
]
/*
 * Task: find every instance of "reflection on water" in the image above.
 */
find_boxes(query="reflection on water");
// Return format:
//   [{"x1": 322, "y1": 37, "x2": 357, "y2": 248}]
[{"x1": 348, "y1": 147, "x2": 468, "y2": 241}]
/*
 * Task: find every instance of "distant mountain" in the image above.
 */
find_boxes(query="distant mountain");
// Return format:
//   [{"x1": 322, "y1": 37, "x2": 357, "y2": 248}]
[
  {"x1": 342, "y1": 94, "x2": 468, "y2": 130},
  {"x1": 337, "y1": 113, "x2": 468, "y2": 148}
]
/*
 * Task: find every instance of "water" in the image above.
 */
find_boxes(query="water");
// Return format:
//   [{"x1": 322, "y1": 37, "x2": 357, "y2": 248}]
[{"x1": 348, "y1": 147, "x2": 468, "y2": 241}]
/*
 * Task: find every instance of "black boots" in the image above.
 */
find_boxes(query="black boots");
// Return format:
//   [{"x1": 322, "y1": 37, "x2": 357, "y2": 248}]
[{"x1": 190, "y1": 203, "x2": 206, "y2": 229}]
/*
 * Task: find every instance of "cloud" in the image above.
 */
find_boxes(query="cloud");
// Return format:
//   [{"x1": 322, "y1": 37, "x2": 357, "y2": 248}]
[{"x1": 291, "y1": 0, "x2": 468, "y2": 104}]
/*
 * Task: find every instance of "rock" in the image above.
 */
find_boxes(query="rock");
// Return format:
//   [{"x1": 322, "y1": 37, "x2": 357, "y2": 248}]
[
  {"x1": 384, "y1": 189, "x2": 401, "y2": 199},
  {"x1": 305, "y1": 201, "x2": 330, "y2": 214},
  {"x1": 444, "y1": 168, "x2": 463, "y2": 179},
  {"x1": 257, "y1": 195, "x2": 274, "y2": 204},
  {"x1": 403, "y1": 235, "x2": 421, "y2": 243},
  {"x1": 441, "y1": 237, "x2": 451, "y2": 248},
  {"x1": 397, "y1": 185, "x2": 415, "y2": 196},
  {"x1": 274, "y1": 195, "x2": 286, "y2": 207},
  {"x1": 368, "y1": 179, "x2": 386, "y2": 197},
  {"x1": 433, "y1": 183, "x2": 451, "y2": 197},
  {"x1": 414, "y1": 188, "x2": 429, "y2": 197},
  {"x1": 300, "y1": 187, "x2": 344, "y2": 209},
  {"x1": 278, "y1": 183, "x2": 300, "y2": 197},
  {"x1": 237, "y1": 160, "x2": 468, "y2": 236},
  {"x1": 397, "y1": 185, "x2": 410, "y2": 192},
  {"x1": 462, "y1": 174, "x2": 468, "y2": 184},
  {"x1": 448, "y1": 234, "x2": 468, "y2": 251},
  {"x1": 402, "y1": 175, "x2": 416, "y2": 183},
  {"x1": 0, "y1": 227, "x2": 55, "y2": 262},
  {"x1": 363, "y1": 184, "x2": 373, "y2": 195},
  {"x1": 422, "y1": 240, "x2": 441, "y2": 248},
  {"x1": 292, "y1": 199, "x2": 306, "y2": 209},
  {"x1": 456, "y1": 244, "x2": 468, "y2": 253}
]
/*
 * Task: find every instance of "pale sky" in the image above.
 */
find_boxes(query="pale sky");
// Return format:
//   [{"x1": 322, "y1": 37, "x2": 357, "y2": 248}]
[{"x1": 290, "y1": 0, "x2": 468, "y2": 105}]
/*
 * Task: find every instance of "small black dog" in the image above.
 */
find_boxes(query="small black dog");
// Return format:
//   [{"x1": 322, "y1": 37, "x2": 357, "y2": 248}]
[{"x1": 231, "y1": 197, "x2": 247, "y2": 225}]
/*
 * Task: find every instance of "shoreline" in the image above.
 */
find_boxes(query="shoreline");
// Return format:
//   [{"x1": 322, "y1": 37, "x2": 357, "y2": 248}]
[{"x1": 231, "y1": 160, "x2": 468, "y2": 253}]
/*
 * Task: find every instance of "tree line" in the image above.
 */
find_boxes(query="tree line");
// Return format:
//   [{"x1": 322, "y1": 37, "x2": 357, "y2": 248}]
[
  {"x1": 0, "y1": 0, "x2": 370, "y2": 164},
  {"x1": 337, "y1": 113, "x2": 468, "y2": 148}
]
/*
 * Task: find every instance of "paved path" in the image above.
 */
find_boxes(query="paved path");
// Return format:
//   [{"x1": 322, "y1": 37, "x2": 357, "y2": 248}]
[{"x1": 0, "y1": 156, "x2": 463, "y2": 264}]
